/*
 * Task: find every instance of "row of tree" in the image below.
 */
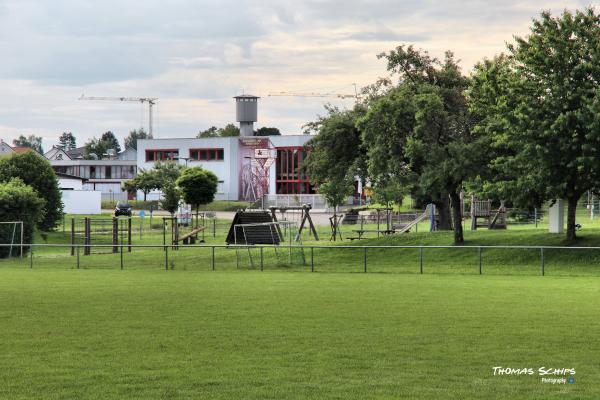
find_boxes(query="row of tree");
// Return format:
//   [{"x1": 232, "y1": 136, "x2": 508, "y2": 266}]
[
  {"x1": 124, "y1": 163, "x2": 218, "y2": 225},
  {"x1": 305, "y1": 8, "x2": 600, "y2": 243},
  {"x1": 197, "y1": 124, "x2": 281, "y2": 138}
]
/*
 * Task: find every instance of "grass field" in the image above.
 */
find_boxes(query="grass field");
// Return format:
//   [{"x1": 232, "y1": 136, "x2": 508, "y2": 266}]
[
  {"x1": 1, "y1": 211, "x2": 600, "y2": 398},
  {"x1": 0, "y1": 270, "x2": 596, "y2": 399}
]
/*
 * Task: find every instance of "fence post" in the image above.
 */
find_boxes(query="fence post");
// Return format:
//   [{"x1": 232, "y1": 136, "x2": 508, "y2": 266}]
[
  {"x1": 212, "y1": 246, "x2": 215, "y2": 271},
  {"x1": 213, "y1": 219, "x2": 216, "y2": 238},
  {"x1": 165, "y1": 245, "x2": 169, "y2": 271},
  {"x1": 76, "y1": 245, "x2": 80, "y2": 269},
  {"x1": 311, "y1": 247, "x2": 314, "y2": 272},
  {"x1": 363, "y1": 247, "x2": 367, "y2": 273},
  {"x1": 479, "y1": 247, "x2": 482, "y2": 275},
  {"x1": 540, "y1": 247, "x2": 545, "y2": 276},
  {"x1": 260, "y1": 247, "x2": 264, "y2": 272},
  {"x1": 29, "y1": 246, "x2": 33, "y2": 269},
  {"x1": 420, "y1": 247, "x2": 423, "y2": 274},
  {"x1": 120, "y1": 244, "x2": 124, "y2": 270}
]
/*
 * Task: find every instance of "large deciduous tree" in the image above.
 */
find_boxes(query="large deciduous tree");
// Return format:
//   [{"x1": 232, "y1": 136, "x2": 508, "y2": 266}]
[
  {"x1": 470, "y1": 8, "x2": 600, "y2": 241},
  {"x1": 358, "y1": 46, "x2": 486, "y2": 243}
]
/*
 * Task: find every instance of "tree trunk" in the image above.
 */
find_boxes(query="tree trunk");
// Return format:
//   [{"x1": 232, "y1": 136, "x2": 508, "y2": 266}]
[
  {"x1": 436, "y1": 196, "x2": 453, "y2": 230},
  {"x1": 332, "y1": 210, "x2": 337, "y2": 242},
  {"x1": 566, "y1": 196, "x2": 579, "y2": 241},
  {"x1": 143, "y1": 191, "x2": 147, "y2": 201},
  {"x1": 196, "y1": 207, "x2": 199, "y2": 229},
  {"x1": 449, "y1": 191, "x2": 464, "y2": 244}
]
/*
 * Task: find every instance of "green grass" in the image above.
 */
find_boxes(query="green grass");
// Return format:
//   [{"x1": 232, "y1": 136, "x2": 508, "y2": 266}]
[{"x1": 0, "y1": 270, "x2": 596, "y2": 399}]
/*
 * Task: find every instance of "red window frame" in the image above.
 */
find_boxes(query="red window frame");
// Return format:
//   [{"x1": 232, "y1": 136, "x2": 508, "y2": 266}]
[
  {"x1": 275, "y1": 146, "x2": 313, "y2": 194},
  {"x1": 145, "y1": 149, "x2": 179, "y2": 162},
  {"x1": 189, "y1": 148, "x2": 224, "y2": 161}
]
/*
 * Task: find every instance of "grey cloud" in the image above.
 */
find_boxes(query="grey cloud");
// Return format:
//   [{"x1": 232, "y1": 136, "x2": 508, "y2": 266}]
[{"x1": 346, "y1": 30, "x2": 428, "y2": 42}]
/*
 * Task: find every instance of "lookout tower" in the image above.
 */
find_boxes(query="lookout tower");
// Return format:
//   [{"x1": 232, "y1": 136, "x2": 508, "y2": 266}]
[{"x1": 234, "y1": 94, "x2": 259, "y2": 136}]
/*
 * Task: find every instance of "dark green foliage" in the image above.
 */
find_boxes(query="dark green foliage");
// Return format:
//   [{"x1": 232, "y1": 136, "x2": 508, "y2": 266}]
[
  {"x1": 57, "y1": 132, "x2": 77, "y2": 151},
  {"x1": 469, "y1": 8, "x2": 600, "y2": 241},
  {"x1": 160, "y1": 182, "x2": 180, "y2": 217},
  {"x1": 197, "y1": 124, "x2": 240, "y2": 138},
  {"x1": 101, "y1": 131, "x2": 121, "y2": 153},
  {"x1": 124, "y1": 128, "x2": 152, "y2": 150},
  {"x1": 0, "y1": 179, "x2": 45, "y2": 257},
  {"x1": 123, "y1": 169, "x2": 161, "y2": 201},
  {"x1": 84, "y1": 131, "x2": 121, "y2": 159},
  {"x1": 254, "y1": 127, "x2": 281, "y2": 136},
  {"x1": 358, "y1": 46, "x2": 487, "y2": 243},
  {"x1": 304, "y1": 105, "x2": 367, "y2": 186},
  {"x1": 0, "y1": 152, "x2": 63, "y2": 231},
  {"x1": 12, "y1": 135, "x2": 43, "y2": 154},
  {"x1": 177, "y1": 167, "x2": 219, "y2": 226}
]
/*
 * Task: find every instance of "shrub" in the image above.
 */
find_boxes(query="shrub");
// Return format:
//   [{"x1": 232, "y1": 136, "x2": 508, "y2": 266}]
[
  {"x1": 0, "y1": 179, "x2": 45, "y2": 258},
  {"x1": 0, "y1": 152, "x2": 63, "y2": 231}
]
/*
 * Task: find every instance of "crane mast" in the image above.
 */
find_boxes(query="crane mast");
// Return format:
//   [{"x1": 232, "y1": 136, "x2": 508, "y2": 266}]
[{"x1": 79, "y1": 95, "x2": 159, "y2": 137}]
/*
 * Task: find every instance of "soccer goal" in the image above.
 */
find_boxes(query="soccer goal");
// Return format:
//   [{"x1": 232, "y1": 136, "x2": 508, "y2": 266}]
[
  {"x1": 0, "y1": 221, "x2": 24, "y2": 258},
  {"x1": 233, "y1": 221, "x2": 306, "y2": 269}
]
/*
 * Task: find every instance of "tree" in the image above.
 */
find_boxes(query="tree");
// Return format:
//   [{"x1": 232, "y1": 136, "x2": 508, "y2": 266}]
[
  {"x1": 254, "y1": 127, "x2": 281, "y2": 136},
  {"x1": 0, "y1": 178, "x2": 45, "y2": 257},
  {"x1": 176, "y1": 167, "x2": 219, "y2": 228},
  {"x1": 124, "y1": 128, "x2": 152, "y2": 150},
  {"x1": 160, "y1": 182, "x2": 181, "y2": 217},
  {"x1": 318, "y1": 179, "x2": 354, "y2": 241},
  {"x1": 101, "y1": 131, "x2": 121, "y2": 153},
  {"x1": 303, "y1": 105, "x2": 367, "y2": 189},
  {"x1": 83, "y1": 138, "x2": 109, "y2": 159},
  {"x1": 470, "y1": 8, "x2": 600, "y2": 241},
  {"x1": 122, "y1": 169, "x2": 161, "y2": 201},
  {"x1": 218, "y1": 123, "x2": 240, "y2": 137},
  {"x1": 197, "y1": 126, "x2": 219, "y2": 138},
  {"x1": 13, "y1": 135, "x2": 43, "y2": 154},
  {"x1": 58, "y1": 132, "x2": 77, "y2": 151},
  {"x1": 154, "y1": 162, "x2": 185, "y2": 188},
  {"x1": 358, "y1": 46, "x2": 486, "y2": 243},
  {"x1": 0, "y1": 152, "x2": 63, "y2": 231}
]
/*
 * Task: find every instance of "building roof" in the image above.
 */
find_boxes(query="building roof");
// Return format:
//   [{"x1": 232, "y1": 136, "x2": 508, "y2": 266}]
[
  {"x1": 55, "y1": 172, "x2": 87, "y2": 181},
  {"x1": 66, "y1": 146, "x2": 86, "y2": 159},
  {"x1": 234, "y1": 94, "x2": 260, "y2": 99},
  {"x1": 11, "y1": 146, "x2": 34, "y2": 154}
]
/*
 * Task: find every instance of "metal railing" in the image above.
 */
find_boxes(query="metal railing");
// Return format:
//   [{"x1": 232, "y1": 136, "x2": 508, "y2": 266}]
[{"x1": 1, "y1": 243, "x2": 599, "y2": 277}]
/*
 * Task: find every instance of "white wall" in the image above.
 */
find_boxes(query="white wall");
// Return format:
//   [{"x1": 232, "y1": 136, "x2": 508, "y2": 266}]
[{"x1": 62, "y1": 190, "x2": 102, "y2": 215}]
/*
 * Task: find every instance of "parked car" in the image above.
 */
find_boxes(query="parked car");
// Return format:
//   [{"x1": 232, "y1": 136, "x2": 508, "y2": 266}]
[{"x1": 115, "y1": 202, "x2": 132, "y2": 217}]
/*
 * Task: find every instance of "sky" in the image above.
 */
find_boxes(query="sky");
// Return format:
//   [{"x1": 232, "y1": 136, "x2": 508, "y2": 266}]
[{"x1": 0, "y1": 0, "x2": 591, "y2": 150}]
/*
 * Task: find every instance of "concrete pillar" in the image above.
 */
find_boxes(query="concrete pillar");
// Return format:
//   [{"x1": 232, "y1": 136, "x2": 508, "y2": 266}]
[{"x1": 549, "y1": 199, "x2": 564, "y2": 233}]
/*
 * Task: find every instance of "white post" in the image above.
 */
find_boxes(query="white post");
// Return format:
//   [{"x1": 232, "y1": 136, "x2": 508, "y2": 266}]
[{"x1": 549, "y1": 200, "x2": 564, "y2": 234}]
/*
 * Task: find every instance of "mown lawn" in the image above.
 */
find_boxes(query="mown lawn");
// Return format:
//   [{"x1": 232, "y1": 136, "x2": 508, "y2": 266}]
[{"x1": 0, "y1": 270, "x2": 596, "y2": 399}]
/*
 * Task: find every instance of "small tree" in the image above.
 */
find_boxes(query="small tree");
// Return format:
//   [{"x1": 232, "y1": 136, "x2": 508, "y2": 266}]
[
  {"x1": 160, "y1": 182, "x2": 181, "y2": 217},
  {"x1": 176, "y1": 167, "x2": 219, "y2": 228},
  {"x1": 0, "y1": 178, "x2": 45, "y2": 257},
  {"x1": 13, "y1": 135, "x2": 43, "y2": 154},
  {"x1": 319, "y1": 179, "x2": 354, "y2": 241},
  {"x1": 122, "y1": 169, "x2": 161, "y2": 201}
]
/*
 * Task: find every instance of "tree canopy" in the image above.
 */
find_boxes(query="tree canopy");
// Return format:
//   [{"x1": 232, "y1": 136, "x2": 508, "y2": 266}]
[
  {"x1": 254, "y1": 127, "x2": 281, "y2": 136},
  {"x1": 0, "y1": 152, "x2": 63, "y2": 231},
  {"x1": 58, "y1": 132, "x2": 77, "y2": 151},
  {"x1": 13, "y1": 135, "x2": 43, "y2": 154},
  {"x1": 124, "y1": 128, "x2": 152, "y2": 150},
  {"x1": 197, "y1": 124, "x2": 240, "y2": 138},
  {"x1": 176, "y1": 167, "x2": 219, "y2": 227},
  {"x1": 469, "y1": 7, "x2": 600, "y2": 241}
]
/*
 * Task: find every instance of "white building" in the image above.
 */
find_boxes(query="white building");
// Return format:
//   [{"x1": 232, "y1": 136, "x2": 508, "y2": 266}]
[
  {"x1": 137, "y1": 134, "x2": 313, "y2": 201},
  {"x1": 45, "y1": 146, "x2": 137, "y2": 201}
]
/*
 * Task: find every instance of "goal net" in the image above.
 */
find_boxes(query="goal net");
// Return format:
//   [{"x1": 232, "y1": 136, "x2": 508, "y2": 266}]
[
  {"x1": 234, "y1": 221, "x2": 305, "y2": 269},
  {"x1": 0, "y1": 221, "x2": 24, "y2": 258}
]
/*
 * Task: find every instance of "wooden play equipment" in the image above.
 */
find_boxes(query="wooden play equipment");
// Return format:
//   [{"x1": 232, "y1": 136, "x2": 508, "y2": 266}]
[
  {"x1": 71, "y1": 217, "x2": 132, "y2": 256},
  {"x1": 470, "y1": 196, "x2": 507, "y2": 230},
  {"x1": 268, "y1": 204, "x2": 319, "y2": 241},
  {"x1": 163, "y1": 217, "x2": 206, "y2": 249},
  {"x1": 226, "y1": 210, "x2": 276, "y2": 245}
]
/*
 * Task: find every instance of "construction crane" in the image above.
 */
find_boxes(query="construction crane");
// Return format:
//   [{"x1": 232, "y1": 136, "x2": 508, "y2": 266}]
[
  {"x1": 79, "y1": 95, "x2": 159, "y2": 137},
  {"x1": 268, "y1": 83, "x2": 361, "y2": 102}
]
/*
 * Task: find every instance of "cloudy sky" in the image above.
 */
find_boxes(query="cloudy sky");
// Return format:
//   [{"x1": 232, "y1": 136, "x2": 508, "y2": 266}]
[{"x1": 0, "y1": 0, "x2": 590, "y2": 150}]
